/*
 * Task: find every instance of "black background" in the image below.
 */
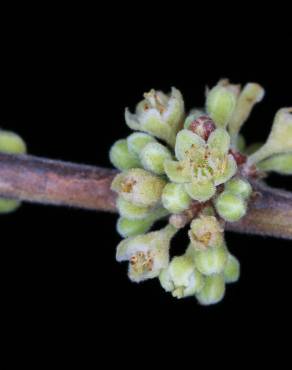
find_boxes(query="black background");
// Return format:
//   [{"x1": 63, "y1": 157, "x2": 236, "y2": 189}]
[{"x1": 1, "y1": 10, "x2": 292, "y2": 361}]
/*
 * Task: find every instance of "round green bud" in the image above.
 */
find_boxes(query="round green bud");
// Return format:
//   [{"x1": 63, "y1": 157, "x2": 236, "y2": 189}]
[
  {"x1": 162, "y1": 183, "x2": 191, "y2": 214},
  {"x1": 206, "y1": 86, "x2": 237, "y2": 128},
  {"x1": 224, "y1": 254, "x2": 240, "y2": 283},
  {"x1": 116, "y1": 197, "x2": 151, "y2": 220},
  {"x1": 127, "y1": 132, "x2": 157, "y2": 156},
  {"x1": 194, "y1": 245, "x2": 228, "y2": 275},
  {"x1": 0, "y1": 130, "x2": 26, "y2": 154},
  {"x1": 196, "y1": 274, "x2": 225, "y2": 305},
  {"x1": 109, "y1": 139, "x2": 140, "y2": 171},
  {"x1": 0, "y1": 131, "x2": 26, "y2": 214},
  {"x1": 0, "y1": 198, "x2": 21, "y2": 214},
  {"x1": 140, "y1": 142, "x2": 172, "y2": 175},
  {"x1": 215, "y1": 191, "x2": 247, "y2": 222},
  {"x1": 117, "y1": 217, "x2": 153, "y2": 238},
  {"x1": 225, "y1": 178, "x2": 252, "y2": 200}
]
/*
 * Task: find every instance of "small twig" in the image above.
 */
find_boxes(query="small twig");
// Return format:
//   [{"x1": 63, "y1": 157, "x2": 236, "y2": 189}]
[{"x1": 0, "y1": 153, "x2": 292, "y2": 240}]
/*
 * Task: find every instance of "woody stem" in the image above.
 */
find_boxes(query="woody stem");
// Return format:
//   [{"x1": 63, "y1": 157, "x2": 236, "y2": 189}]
[{"x1": 0, "y1": 153, "x2": 292, "y2": 240}]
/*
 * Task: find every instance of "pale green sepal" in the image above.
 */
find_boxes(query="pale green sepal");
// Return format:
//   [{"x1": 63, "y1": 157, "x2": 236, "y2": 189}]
[{"x1": 184, "y1": 181, "x2": 216, "y2": 202}]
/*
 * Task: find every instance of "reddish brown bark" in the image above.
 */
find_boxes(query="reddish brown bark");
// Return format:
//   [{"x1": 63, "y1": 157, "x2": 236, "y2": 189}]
[
  {"x1": 0, "y1": 153, "x2": 117, "y2": 212},
  {"x1": 0, "y1": 153, "x2": 292, "y2": 240}
]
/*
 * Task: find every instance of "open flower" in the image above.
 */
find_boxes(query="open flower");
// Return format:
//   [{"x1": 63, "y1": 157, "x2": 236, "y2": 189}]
[
  {"x1": 111, "y1": 168, "x2": 167, "y2": 207},
  {"x1": 188, "y1": 215, "x2": 224, "y2": 249},
  {"x1": 116, "y1": 225, "x2": 177, "y2": 282},
  {"x1": 125, "y1": 88, "x2": 184, "y2": 146},
  {"x1": 164, "y1": 128, "x2": 237, "y2": 202}
]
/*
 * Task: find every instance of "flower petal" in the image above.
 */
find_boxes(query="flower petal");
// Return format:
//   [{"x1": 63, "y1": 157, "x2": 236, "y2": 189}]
[
  {"x1": 162, "y1": 87, "x2": 185, "y2": 131},
  {"x1": 207, "y1": 128, "x2": 230, "y2": 156},
  {"x1": 164, "y1": 160, "x2": 191, "y2": 183},
  {"x1": 175, "y1": 129, "x2": 205, "y2": 161},
  {"x1": 125, "y1": 108, "x2": 141, "y2": 130},
  {"x1": 214, "y1": 154, "x2": 237, "y2": 186}
]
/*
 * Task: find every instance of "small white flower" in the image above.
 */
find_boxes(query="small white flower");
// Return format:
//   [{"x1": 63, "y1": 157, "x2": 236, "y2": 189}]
[
  {"x1": 116, "y1": 225, "x2": 177, "y2": 283},
  {"x1": 125, "y1": 88, "x2": 184, "y2": 146}
]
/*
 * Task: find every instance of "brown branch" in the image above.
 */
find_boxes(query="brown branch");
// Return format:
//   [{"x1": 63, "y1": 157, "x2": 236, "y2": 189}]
[
  {"x1": 226, "y1": 180, "x2": 292, "y2": 240},
  {"x1": 0, "y1": 153, "x2": 117, "y2": 212},
  {"x1": 0, "y1": 153, "x2": 292, "y2": 239}
]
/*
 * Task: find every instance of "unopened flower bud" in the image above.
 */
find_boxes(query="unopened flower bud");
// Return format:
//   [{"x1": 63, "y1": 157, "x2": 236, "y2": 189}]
[
  {"x1": 140, "y1": 142, "x2": 172, "y2": 175},
  {"x1": 257, "y1": 153, "x2": 292, "y2": 175},
  {"x1": 188, "y1": 115, "x2": 216, "y2": 141},
  {"x1": 116, "y1": 224, "x2": 177, "y2": 282},
  {"x1": 215, "y1": 191, "x2": 247, "y2": 222},
  {"x1": 127, "y1": 132, "x2": 157, "y2": 156},
  {"x1": 217, "y1": 78, "x2": 241, "y2": 96},
  {"x1": 0, "y1": 130, "x2": 26, "y2": 154},
  {"x1": 109, "y1": 139, "x2": 140, "y2": 170},
  {"x1": 248, "y1": 108, "x2": 292, "y2": 165},
  {"x1": 162, "y1": 183, "x2": 191, "y2": 214},
  {"x1": 184, "y1": 110, "x2": 205, "y2": 129},
  {"x1": 228, "y1": 83, "x2": 265, "y2": 146},
  {"x1": 206, "y1": 85, "x2": 237, "y2": 128},
  {"x1": 0, "y1": 198, "x2": 21, "y2": 214},
  {"x1": 189, "y1": 215, "x2": 223, "y2": 249},
  {"x1": 194, "y1": 245, "x2": 228, "y2": 275},
  {"x1": 224, "y1": 254, "x2": 240, "y2": 283},
  {"x1": 225, "y1": 178, "x2": 252, "y2": 200},
  {"x1": 117, "y1": 217, "x2": 153, "y2": 237},
  {"x1": 116, "y1": 197, "x2": 151, "y2": 220},
  {"x1": 159, "y1": 255, "x2": 205, "y2": 298},
  {"x1": 117, "y1": 196, "x2": 169, "y2": 227},
  {"x1": 196, "y1": 274, "x2": 225, "y2": 305},
  {"x1": 0, "y1": 130, "x2": 26, "y2": 213},
  {"x1": 111, "y1": 168, "x2": 166, "y2": 207}
]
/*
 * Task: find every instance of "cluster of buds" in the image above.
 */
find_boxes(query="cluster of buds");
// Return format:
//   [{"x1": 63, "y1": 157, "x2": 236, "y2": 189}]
[
  {"x1": 110, "y1": 80, "x2": 292, "y2": 305},
  {"x1": 0, "y1": 129, "x2": 26, "y2": 213}
]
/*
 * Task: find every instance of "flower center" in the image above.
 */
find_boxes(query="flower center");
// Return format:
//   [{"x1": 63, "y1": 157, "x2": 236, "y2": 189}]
[
  {"x1": 192, "y1": 231, "x2": 212, "y2": 247},
  {"x1": 121, "y1": 179, "x2": 136, "y2": 193},
  {"x1": 189, "y1": 148, "x2": 214, "y2": 180},
  {"x1": 130, "y1": 251, "x2": 154, "y2": 273},
  {"x1": 144, "y1": 90, "x2": 166, "y2": 114}
]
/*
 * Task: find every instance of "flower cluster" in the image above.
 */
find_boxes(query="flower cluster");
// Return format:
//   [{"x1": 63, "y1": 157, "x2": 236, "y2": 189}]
[{"x1": 110, "y1": 79, "x2": 292, "y2": 305}]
